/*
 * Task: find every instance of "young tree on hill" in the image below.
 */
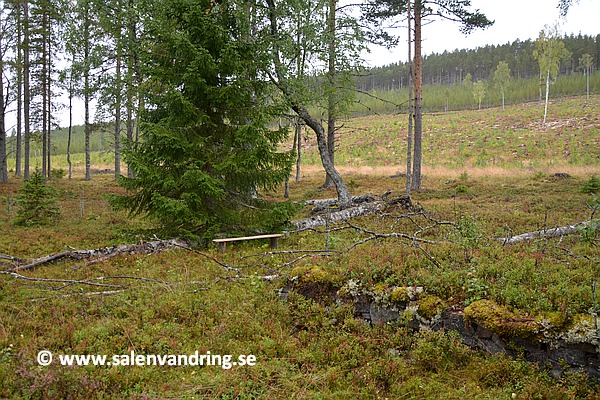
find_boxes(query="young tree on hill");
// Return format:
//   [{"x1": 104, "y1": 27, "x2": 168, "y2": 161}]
[
  {"x1": 472, "y1": 80, "x2": 485, "y2": 110},
  {"x1": 111, "y1": 0, "x2": 294, "y2": 237},
  {"x1": 533, "y1": 25, "x2": 571, "y2": 124},
  {"x1": 579, "y1": 53, "x2": 593, "y2": 101},
  {"x1": 493, "y1": 61, "x2": 510, "y2": 110}
]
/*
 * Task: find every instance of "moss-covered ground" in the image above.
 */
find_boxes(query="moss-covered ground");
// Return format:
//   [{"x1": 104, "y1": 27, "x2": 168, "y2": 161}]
[{"x1": 1, "y1": 96, "x2": 599, "y2": 398}]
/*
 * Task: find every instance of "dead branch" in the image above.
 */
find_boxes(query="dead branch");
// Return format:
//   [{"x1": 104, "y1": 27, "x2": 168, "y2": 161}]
[
  {"x1": 0, "y1": 271, "x2": 123, "y2": 288},
  {"x1": 9, "y1": 239, "x2": 189, "y2": 272},
  {"x1": 30, "y1": 290, "x2": 127, "y2": 302},
  {"x1": 499, "y1": 220, "x2": 596, "y2": 245}
]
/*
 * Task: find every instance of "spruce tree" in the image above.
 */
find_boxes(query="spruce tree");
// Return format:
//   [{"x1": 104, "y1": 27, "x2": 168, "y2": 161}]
[
  {"x1": 14, "y1": 168, "x2": 60, "y2": 226},
  {"x1": 111, "y1": 0, "x2": 294, "y2": 238}
]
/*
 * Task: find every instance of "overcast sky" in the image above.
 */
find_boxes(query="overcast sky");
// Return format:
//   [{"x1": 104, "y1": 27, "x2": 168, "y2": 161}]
[{"x1": 365, "y1": 0, "x2": 600, "y2": 67}]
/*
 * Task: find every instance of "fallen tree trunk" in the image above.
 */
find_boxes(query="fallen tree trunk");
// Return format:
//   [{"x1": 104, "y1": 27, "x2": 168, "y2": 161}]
[
  {"x1": 500, "y1": 220, "x2": 596, "y2": 245},
  {"x1": 289, "y1": 202, "x2": 385, "y2": 232},
  {"x1": 8, "y1": 239, "x2": 188, "y2": 272}
]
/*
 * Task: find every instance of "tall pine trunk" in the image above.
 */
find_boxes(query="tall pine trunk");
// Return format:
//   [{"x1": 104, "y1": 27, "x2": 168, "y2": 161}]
[
  {"x1": 23, "y1": 0, "x2": 30, "y2": 180},
  {"x1": 114, "y1": 41, "x2": 122, "y2": 178},
  {"x1": 406, "y1": 0, "x2": 413, "y2": 196},
  {"x1": 84, "y1": 9, "x2": 91, "y2": 181},
  {"x1": 41, "y1": 0, "x2": 48, "y2": 178},
  {"x1": 411, "y1": 0, "x2": 423, "y2": 191},
  {"x1": 15, "y1": 0, "x2": 23, "y2": 177},
  {"x1": 0, "y1": 32, "x2": 6, "y2": 183}
]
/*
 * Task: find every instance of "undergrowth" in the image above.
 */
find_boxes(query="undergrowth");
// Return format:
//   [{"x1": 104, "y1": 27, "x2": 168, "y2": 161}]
[{"x1": 1, "y1": 95, "x2": 599, "y2": 398}]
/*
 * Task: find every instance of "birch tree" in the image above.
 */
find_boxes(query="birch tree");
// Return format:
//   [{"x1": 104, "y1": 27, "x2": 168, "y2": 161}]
[
  {"x1": 493, "y1": 60, "x2": 510, "y2": 110},
  {"x1": 260, "y1": 0, "x2": 365, "y2": 207},
  {"x1": 579, "y1": 53, "x2": 593, "y2": 101},
  {"x1": 472, "y1": 80, "x2": 485, "y2": 110},
  {"x1": 533, "y1": 25, "x2": 571, "y2": 124}
]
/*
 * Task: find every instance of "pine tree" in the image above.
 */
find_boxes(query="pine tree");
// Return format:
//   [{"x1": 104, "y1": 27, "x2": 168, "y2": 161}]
[{"x1": 110, "y1": 0, "x2": 295, "y2": 238}]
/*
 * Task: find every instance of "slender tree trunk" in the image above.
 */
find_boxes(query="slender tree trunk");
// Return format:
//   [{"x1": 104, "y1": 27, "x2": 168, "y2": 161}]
[
  {"x1": 295, "y1": 118, "x2": 302, "y2": 182},
  {"x1": 586, "y1": 66, "x2": 590, "y2": 100},
  {"x1": 406, "y1": 0, "x2": 412, "y2": 196},
  {"x1": 295, "y1": 105, "x2": 351, "y2": 207},
  {"x1": 84, "y1": 11, "x2": 91, "y2": 181},
  {"x1": 15, "y1": 0, "x2": 23, "y2": 177},
  {"x1": 411, "y1": 0, "x2": 423, "y2": 191},
  {"x1": 265, "y1": 0, "x2": 349, "y2": 206},
  {"x1": 0, "y1": 34, "x2": 7, "y2": 183},
  {"x1": 538, "y1": 69, "x2": 543, "y2": 107},
  {"x1": 114, "y1": 41, "x2": 122, "y2": 178},
  {"x1": 85, "y1": 76, "x2": 91, "y2": 181},
  {"x1": 126, "y1": 86, "x2": 133, "y2": 178},
  {"x1": 46, "y1": 20, "x2": 52, "y2": 178},
  {"x1": 323, "y1": 0, "x2": 336, "y2": 189},
  {"x1": 543, "y1": 68, "x2": 550, "y2": 124},
  {"x1": 67, "y1": 52, "x2": 74, "y2": 180},
  {"x1": 68, "y1": 81, "x2": 72, "y2": 179},
  {"x1": 41, "y1": 0, "x2": 48, "y2": 178},
  {"x1": 23, "y1": 0, "x2": 30, "y2": 180}
]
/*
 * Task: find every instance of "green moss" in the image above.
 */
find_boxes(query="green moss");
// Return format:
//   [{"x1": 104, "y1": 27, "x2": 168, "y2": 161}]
[
  {"x1": 390, "y1": 287, "x2": 410, "y2": 304},
  {"x1": 417, "y1": 295, "x2": 445, "y2": 320},
  {"x1": 372, "y1": 283, "x2": 390, "y2": 296},
  {"x1": 290, "y1": 265, "x2": 332, "y2": 284},
  {"x1": 540, "y1": 311, "x2": 571, "y2": 331},
  {"x1": 464, "y1": 299, "x2": 539, "y2": 340}
]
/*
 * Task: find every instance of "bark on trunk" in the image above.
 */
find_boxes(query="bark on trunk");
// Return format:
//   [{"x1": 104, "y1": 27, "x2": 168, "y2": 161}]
[
  {"x1": 406, "y1": 0, "x2": 413, "y2": 195},
  {"x1": 115, "y1": 43, "x2": 122, "y2": 178},
  {"x1": 290, "y1": 202, "x2": 384, "y2": 232},
  {"x1": 500, "y1": 220, "x2": 596, "y2": 245},
  {"x1": 411, "y1": 0, "x2": 423, "y2": 191},
  {"x1": 295, "y1": 118, "x2": 302, "y2": 182},
  {"x1": 295, "y1": 106, "x2": 351, "y2": 207},
  {"x1": 323, "y1": 0, "x2": 336, "y2": 189},
  {"x1": 23, "y1": 0, "x2": 30, "y2": 180},
  {"x1": 543, "y1": 68, "x2": 550, "y2": 124},
  {"x1": 0, "y1": 40, "x2": 6, "y2": 183},
  {"x1": 15, "y1": 4, "x2": 23, "y2": 177}
]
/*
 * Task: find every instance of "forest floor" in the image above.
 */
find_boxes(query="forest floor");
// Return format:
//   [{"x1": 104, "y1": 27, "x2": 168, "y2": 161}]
[{"x1": 0, "y1": 95, "x2": 599, "y2": 399}]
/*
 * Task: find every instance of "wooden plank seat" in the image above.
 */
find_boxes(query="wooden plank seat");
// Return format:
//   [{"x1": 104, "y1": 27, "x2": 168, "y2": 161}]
[{"x1": 213, "y1": 234, "x2": 283, "y2": 253}]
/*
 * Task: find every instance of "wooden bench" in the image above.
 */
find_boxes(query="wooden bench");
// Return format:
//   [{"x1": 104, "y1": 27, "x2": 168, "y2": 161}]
[{"x1": 213, "y1": 234, "x2": 284, "y2": 253}]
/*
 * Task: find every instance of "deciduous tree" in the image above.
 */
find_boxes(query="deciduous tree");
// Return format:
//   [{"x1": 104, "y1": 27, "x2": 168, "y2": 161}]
[
  {"x1": 493, "y1": 60, "x2": 510, "y2": 110},
  {"x1": 579, "y1": 53, "x2": 593, "y2": 100},
  {"x1": 533, "y1": 25, "x2": 571, "y2": 124}
]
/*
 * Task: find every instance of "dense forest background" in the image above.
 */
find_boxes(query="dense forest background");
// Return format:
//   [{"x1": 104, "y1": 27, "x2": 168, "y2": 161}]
[{"x1": 359, "y1": 34, "x2": 600, "y2": 91}]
